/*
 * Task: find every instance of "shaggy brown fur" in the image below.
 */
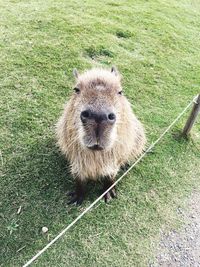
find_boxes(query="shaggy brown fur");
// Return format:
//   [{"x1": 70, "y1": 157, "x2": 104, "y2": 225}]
[{"x1": 56, "y1": 67, "x2": 146, "y2": 204}]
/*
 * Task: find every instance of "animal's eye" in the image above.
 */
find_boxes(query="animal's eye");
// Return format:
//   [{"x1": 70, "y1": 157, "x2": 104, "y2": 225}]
[
  {"x1": 118, "y1": 91, "x2": 123, "y2": 95},
  {"x1": 74, "y1": 87, "x2": 80, "y2": 94}
]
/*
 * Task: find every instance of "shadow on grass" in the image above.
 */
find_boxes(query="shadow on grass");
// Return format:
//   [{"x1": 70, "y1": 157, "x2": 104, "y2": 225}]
[
  {"x1": 1, "y1": 136, "x2": 102, "y2": 265},
  {"x1": 1, "y1": 129, "x2": 199, "y2": 266}
]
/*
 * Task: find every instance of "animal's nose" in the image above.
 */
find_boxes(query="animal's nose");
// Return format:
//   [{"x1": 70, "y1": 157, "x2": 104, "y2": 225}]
[
  {"x1": 80, "y1": 109, "x2": 116, "y2": 124},
  {"x1": 80, "y1": 110, "x2": 92, "y2": 123}
]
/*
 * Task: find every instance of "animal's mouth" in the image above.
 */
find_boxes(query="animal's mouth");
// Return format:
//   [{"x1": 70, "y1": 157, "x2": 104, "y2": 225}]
[{"x1": 87, "y1": 144, "x2": 104, "y2": 151}]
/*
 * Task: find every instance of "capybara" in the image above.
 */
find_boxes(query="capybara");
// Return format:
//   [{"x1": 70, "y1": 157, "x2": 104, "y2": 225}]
[{"x1": 56, "y1": 67, "x2": 146, "y2": 204}]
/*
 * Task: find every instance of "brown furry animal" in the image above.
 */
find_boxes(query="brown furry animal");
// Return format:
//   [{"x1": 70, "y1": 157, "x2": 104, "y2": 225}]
[{"x1": 56, "y1": 67, "x2": 146, "y2": 204}]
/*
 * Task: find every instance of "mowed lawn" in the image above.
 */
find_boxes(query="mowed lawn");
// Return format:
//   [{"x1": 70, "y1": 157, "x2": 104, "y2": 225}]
[{"x1": 1, "y1": 0, "x2": 200, "y2": 266}]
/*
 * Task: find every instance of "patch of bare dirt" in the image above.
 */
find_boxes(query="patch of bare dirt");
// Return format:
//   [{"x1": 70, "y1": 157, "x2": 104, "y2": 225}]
[{"x1": 152, "y1": 191, "x2": 200, "y2": 267}]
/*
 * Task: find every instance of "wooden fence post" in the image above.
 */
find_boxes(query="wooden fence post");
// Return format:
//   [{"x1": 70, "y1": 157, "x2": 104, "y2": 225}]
[{"x1": 182, "y1": 94, "x2": 200, "y2": 136}]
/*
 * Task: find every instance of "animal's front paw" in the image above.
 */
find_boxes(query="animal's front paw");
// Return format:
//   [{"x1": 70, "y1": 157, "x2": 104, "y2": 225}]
[
  {"x1": 67, "y1": 191, "x2": 84, "y2": 206},
  {"x1": 120, "y1": 163, "x2": 130, "y2": 171},
  {"x1": 104, "y1": 188, "x2": 117, "y2": 203}
]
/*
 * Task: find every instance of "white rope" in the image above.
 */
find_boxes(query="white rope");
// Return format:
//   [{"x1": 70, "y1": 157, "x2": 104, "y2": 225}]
[{"x1": 22, "y1": 95, "x2": 197, "y2": 267}]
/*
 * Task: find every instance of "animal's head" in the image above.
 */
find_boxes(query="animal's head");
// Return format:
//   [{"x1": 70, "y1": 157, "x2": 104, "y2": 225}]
[{"x1": 70, "y1": 67, "x2": 124, "y2": 151}]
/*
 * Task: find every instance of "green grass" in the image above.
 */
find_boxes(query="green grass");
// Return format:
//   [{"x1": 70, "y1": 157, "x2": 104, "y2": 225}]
[{"x1": 0, "y1": 0, "x2": 200, "y2": 266}]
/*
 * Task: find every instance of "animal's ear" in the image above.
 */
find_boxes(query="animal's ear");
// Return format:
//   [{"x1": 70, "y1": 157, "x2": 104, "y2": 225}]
[
  {"x1": 111, "y1": 66, "x2": 119, "y2": 76},
  {"x1": 73, "y1": 68, "x2": 79, "y2": 79}
]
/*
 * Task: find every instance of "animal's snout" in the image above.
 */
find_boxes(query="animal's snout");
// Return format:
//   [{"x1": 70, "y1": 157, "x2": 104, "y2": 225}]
[
  {"x1": 80, "y1": 110, "x2": 92, "y2": 123},
  {"x1": 80, "y1": 109, "x2": 116, "y2": 124}
]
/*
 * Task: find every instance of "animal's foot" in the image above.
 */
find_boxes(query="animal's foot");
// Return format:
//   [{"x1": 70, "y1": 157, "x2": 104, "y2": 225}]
[
  {"x1": 102, "y1": 177, "x2": 117, "y2": 203},
  {"x1": 67, "y1": 191, "x2": 84, "y2": 206},
  {"x1": 120, "y1": 163, "x2": 130, "y2": 171},
  {"x1": 104, "y1": 187, "x2": 117, "y2": 203}
]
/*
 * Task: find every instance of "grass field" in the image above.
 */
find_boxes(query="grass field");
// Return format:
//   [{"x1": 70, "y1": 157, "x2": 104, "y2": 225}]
[{"x1": 0, "y1": 0, "x2": 200, "y2": 266}]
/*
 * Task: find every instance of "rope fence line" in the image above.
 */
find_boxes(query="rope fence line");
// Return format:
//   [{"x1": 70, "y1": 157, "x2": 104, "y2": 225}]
[{"x1": 23, "y1": 95, "x2": 198, "y2": 267}]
